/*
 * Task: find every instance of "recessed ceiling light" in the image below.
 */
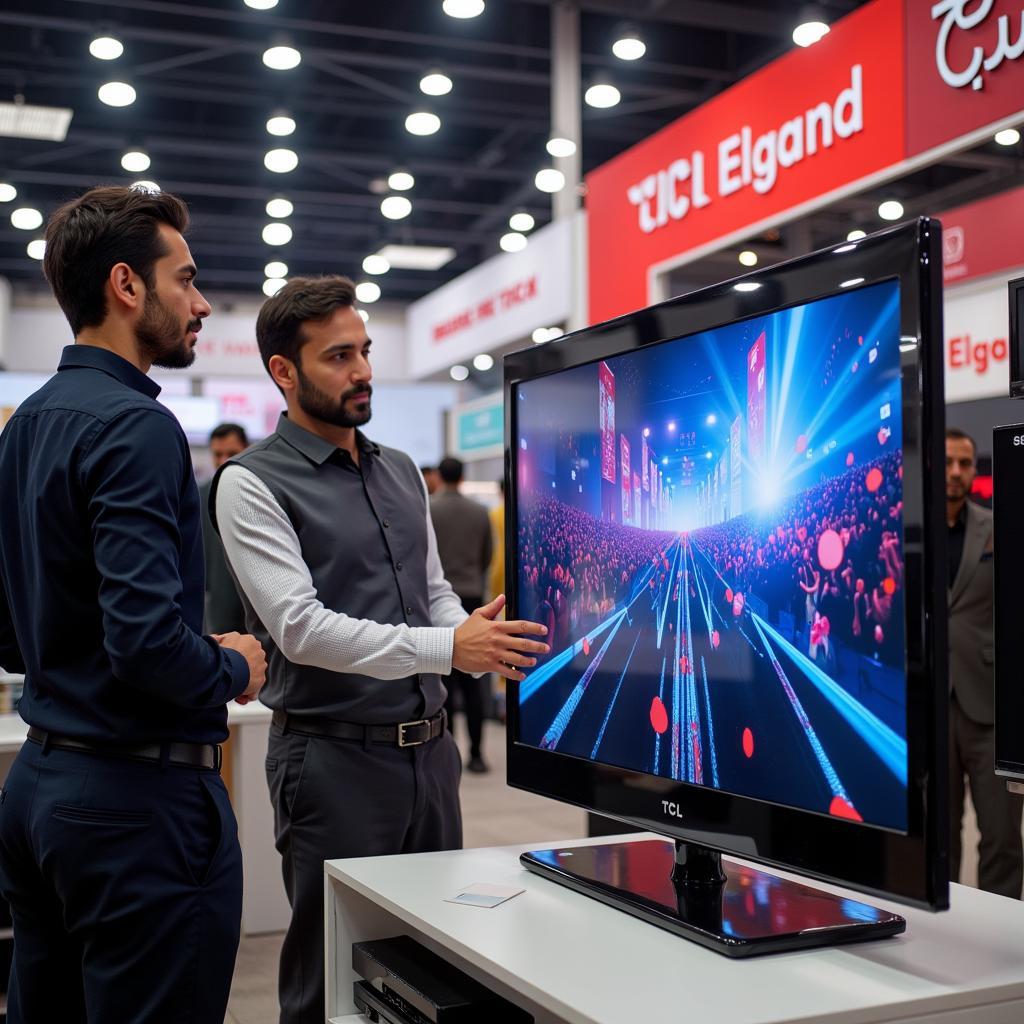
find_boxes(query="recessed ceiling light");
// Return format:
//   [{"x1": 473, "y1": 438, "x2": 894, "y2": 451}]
[
  {"x1": 381, "y1": 195, "x2": 413, "y2": 220},
  {"x1": 847, "y1": 229, "x2": 867, "y2": 241},
  {"x1": 90, "y1": 36, "x2": 124, "y2": 61},
  {"x1": 263, "y1": 45, "x2": 301, "y2": 71},
  {"x1": 995, "y1": 127, "x2": 1021, "y2": 146},
  {"x1": 388, "y1": 170, "x2": 414, "y2": 191},
  {"x1": 262, "y1": 222, "x2": 292, "y2": 245},
  {"x1": 263, "y1": 277, "x2": 287, "y2": 296},
  {"x1": 535, "y1": 167, "x2": 566, "y2": 193},
  {"x1": 450, "y1": 364, "x2": 470, "y2": 381},
  {"x1": 734, "y1": 281, "x2": 761, "y2": 293},
  {"x1": 98, "y1": 81, "x2": 136, "y2": 107},
  {"x1": 266, "y1": 113, "x2": 296, "y2": 136},
  {"x1": 500, "y1": 232, "x2": 527, "y2": 253},
  {"x1": 405, "y1": 111, "x2": 441, "y2": 136},
  {"x1": 355, "y1": 281, "x2": 381, "y2": 303},
  {"x1": 265, "y1": 148, "x2": 298, "y2": 173},
  {"x1": 509, "y1": 211, "x2": 535, "y2": 232},
  {"x1": 131, "y1": 180, "x2": 160, "y2": 192},
  {"x1": 26, "y1": 238, "x2": 45, "y2": 260},
  {"x1": 0, "y1": 101, "x2": 72, "y2": 141},
  {"x1": 840, "y1": 277, "x2": 865, "y2": 289},
  {"x1": 245, "y1": 0, "x2": 279, "y2": 8},
  {"x1": 376, "y1": 244, "x2": 455, "y2": 270},
  {"x1": 585, "y1": 82, "x2": 621, "y2": 108},
  {"x1": 612, "y1": 27, "x2": 645, "y2": 61},
  {"x1": 532, "y1": 327, "x2": 563, "y2": 343},
  {"x1": 362, "y1": 254, "x2": 390, "y2": 275},
  {"x1": 264, "y1": 260, "x2": 288, "y2": 278},
  {"x1": 120, "y1": 150, "x2": 150, "y2": 173},
  {"x1": 546, "y1": 137, "x2": 577, "y2": 158},
  {"x1": 793, "y1": 20, "x2": 829, "y2": 47},
  {"x1": 473, "y1": 353, "x2": 494, "y2": 371},
  {"x1": 738, "y1": 250, "x2": 758, "y2": 267},
  {"x1": 443, "y1": 0, "x2": 485, "y2": 18},
  {"x1": 265, "y1": 197, "x2": 293, "y2": 218},
  {"x1": 878, "y1": 199, "x2": 904, "y2": 221},
  {"x1": 358, "y1": 309, "x2": 370, "y2": 323},
  {"x1": 11, "y1": 207, "x2": 43, "y2": 230},
  {"x1": 0, "y1": 183, "x2": 17, "y2": 203},
  {"x1": 420, "y1": 70, "x2": 453, "y2": 96}
]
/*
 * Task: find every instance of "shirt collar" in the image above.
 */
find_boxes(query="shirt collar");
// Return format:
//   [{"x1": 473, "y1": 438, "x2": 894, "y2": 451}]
[
  {"x1": 57, "y1": 344, "x2": 162, "y2": 399},
  {"x1": 275, "y1": 412, "x2": 380, "y2": 467}
]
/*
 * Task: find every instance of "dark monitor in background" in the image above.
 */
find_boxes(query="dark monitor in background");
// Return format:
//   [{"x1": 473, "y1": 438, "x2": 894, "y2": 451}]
[
  {"x1": 1010, "y1": 276, "x2": 1024, "y2": 399},
  {"x1": 504, "y1": 219, "x2": 949, "y2": 958}
]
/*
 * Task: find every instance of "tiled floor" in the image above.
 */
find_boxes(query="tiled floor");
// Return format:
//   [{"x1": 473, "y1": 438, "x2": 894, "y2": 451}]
[{"x1": 225, "y1": 720, "x2": 1007, "y2": 1024}]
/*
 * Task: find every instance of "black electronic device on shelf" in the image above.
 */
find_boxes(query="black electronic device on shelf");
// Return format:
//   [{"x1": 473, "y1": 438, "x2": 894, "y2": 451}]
[
  {"x1": 352, "y1": 935, "x2": 531, "y2": 1024},
  {"x1": 503, "y1": 219, "x2": 949, "y2": 956}
]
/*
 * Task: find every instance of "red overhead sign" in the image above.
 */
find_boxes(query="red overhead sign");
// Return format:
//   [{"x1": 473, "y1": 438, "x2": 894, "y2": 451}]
[{"x1": 940, "y1": 184, "x2": 1024, "y2": 286}]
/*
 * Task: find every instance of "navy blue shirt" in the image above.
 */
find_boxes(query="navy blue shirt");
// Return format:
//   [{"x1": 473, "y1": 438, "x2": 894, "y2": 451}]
[{"x1": 0, "y1": 345, "x2": 248, "y2": 744}]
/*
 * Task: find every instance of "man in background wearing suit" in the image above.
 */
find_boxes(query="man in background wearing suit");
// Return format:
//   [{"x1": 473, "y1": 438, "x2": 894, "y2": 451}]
[
  {"x1": 947, "y1": 427, "x2": 1022, "y2": 898},
  {"x1": 200, "y1": 423, "x2": 249, "y2": 633}
]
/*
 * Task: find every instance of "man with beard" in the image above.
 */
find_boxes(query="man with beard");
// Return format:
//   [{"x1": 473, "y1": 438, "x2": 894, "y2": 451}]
[
  {"x1": 0, "y1": 185, "x2": 267, "y2": 1022},
  {"x1": 211, "y1": 275, "x2": 550, "y2": 1024},
  {"x1": 946, "y1": 427, "x2": 1023, "y2": 898}
]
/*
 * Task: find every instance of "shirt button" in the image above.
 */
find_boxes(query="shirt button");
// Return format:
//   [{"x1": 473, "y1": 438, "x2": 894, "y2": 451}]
[
  {"x1": 406, "y1": 605, "x2": 413, "y2": 615},
  {"x1": 396, "y1": 561, "x2": 403, "y2": 571},
  {"x1": 383, "y1": 519, "x2": 391, "y2": 528}
]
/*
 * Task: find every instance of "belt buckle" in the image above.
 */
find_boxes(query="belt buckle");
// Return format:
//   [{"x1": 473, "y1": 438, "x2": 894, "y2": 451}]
[
  {"x1": 397, "y1": 718, "x2": 429, "y2": 747},
  {"x1": 214, "y1": 744, "x2": 223, "y2": 771}
]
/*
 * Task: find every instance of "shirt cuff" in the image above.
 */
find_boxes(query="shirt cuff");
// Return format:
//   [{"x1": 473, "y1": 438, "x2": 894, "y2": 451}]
[
  {"x1": 414, "y1": 627, "x2": 455, "y2": 676},
  {"x1": 221, "y1": 646, "x2": 251, "y2": 700}
]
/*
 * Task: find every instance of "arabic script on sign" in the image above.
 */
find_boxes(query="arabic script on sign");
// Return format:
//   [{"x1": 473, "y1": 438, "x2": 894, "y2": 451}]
[{"x1": 932, "y1": 0, "x2": 1024, "y2": 91}]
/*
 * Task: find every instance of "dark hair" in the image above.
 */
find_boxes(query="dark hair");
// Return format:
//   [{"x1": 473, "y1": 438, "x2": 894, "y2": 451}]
[
  {"x1": 419, "y1": 465, "x2": 436, "y2": 475},
  {"x1": 438, "y1": 456, "x2": 464, "y2": 484},
  {"x1": 255, "y1": 275, "x2": 357, "y2": 381},
  {"x1": 43, "y1": 185, "x2": 190, "y2": 335},
  {"x1": 209, "y1": 422, "x2": 249, "y2": 446},
  {"x1": 946, "y1": 427, "x2": 976, "y2": 455}
]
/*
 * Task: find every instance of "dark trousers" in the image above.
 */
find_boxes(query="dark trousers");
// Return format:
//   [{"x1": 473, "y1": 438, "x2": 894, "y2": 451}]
[
  {"x1": 266, "y1": 722, "x2": 462, "y2": 1024},
  {"x1": 0, "y1": 739, "x2": 242, "y2": 1023},
  {"x1": 950, "y1": 696, "x2": 1024, "y2": 899},
  {"x1": 445, "y1": 594, "x2": 485, "y2": 759}
]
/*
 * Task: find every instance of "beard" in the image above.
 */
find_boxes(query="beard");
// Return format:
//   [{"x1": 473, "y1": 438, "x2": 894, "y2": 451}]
[
  {"x1": 137, "y1": 289, "x2": 199, "y2": 369},
  {"x1": 295, "y1": 364, "x2": 372, "y2": 428}
]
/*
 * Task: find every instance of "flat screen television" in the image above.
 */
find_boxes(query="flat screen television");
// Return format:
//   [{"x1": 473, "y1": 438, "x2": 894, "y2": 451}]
[
  {"x1": 1009, "y1": 275, "x2": 1024, "y2": 398},
  {"x1": 503, "y1": 218, "x2": 949, "y2": 957}
]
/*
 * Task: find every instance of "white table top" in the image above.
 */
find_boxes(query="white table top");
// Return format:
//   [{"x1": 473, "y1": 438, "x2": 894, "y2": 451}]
[{"x1": 326, "y1": 834, "x2": 1024, "y2": 1024}]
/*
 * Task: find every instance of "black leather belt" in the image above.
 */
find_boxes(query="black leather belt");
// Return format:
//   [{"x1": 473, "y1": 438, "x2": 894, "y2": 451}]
[
  {"x1": 272, "y1": 708, "x2": 447, "y2": 748},
  {"x1": 26, "y1": 727, "x2": 221, "y2": 771}
]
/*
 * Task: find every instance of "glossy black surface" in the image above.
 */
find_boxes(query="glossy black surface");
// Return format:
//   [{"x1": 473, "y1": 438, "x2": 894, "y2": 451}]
[
  {"x1": 1010, "y1": 277, "x2": 1024, "y2": 399},
  {"x1": 521, "y1": 839, "x2": 906, "y2": 957},
  {"x1": 504, "y1": 220, "x2": 949, "y2": 911}
]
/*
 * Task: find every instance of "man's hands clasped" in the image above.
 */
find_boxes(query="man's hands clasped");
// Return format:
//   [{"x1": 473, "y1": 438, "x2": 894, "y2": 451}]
[
  {"x1": 213, "y1": 632, "x2": 268, "y2": 705},
  {"x1": 452, "y1": 594, "x2": 550, "y2": 681}
]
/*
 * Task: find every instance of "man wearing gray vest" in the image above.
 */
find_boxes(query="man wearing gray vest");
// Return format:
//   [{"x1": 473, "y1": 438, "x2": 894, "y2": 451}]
[{"x1": 211, "y1": 276, "x2": 550, "y2": 1024}]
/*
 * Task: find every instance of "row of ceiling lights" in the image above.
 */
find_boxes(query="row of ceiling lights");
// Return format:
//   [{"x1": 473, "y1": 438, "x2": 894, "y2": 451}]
[{"x1": 447, "y1": 325, "x2": 564, "y2": 381}]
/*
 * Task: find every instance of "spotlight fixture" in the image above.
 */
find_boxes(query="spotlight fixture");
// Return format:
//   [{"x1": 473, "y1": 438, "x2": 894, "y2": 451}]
[
  {"x1": 738, "y1": 250, "x2": 758, "y2": 267},
  {"x1": 263, "y1": 45, "x2": 301, "y2": 71},
  {"x1": 362, "y1": 254, "x2": 390, "y2": 275},
  {"x1": 265, "y1": 197, "x2": 293, "y2": 218},
  {"x1": 266, "y1": 113, "x2": 296, "y2": 136},
  {"x1": 262, "y1": 222, "x2": 293, "y2": 245},
  {"x1": 264, "y1": 260, "x2": 288, "y2": 278},
  {"x1": 245, "y1": 0, "x2": 279, "y2": 8},
  {"x1": 388, "y1": 170, "x2": 415, "y2": 191},
  {"x1": 381, "y1": 195, "x2": 412, "y2": 220},
  {"x1": 98, "y1": 81, "x2": 136, "y2": 107},
  {"x1": 535, "y1": 168, "x2": 566, "y2": 193},
  {"x1": 263, "y1": 277, "x2": 287, "y2": 296},
  {"x1": 612, "y1": 26, "x2": 646, "y2": 61},
  {"x1": 509, "y1": 212, "x2": 535, "y2": 232},
  {"x1": 499, "y1": 232, "x2": 527, "y2": 253},
  {"x1": 131, "y1": 180, "x2": 160, "y2": 192},
  {"x1": 120, "y1": 150, "x2": 150, "y2": 173},
  {"x1": 89, "y1": 36, "x2": 124, "y2": 61},
  {"x1": 358, "y1": 309, "x2": 370, "y2": 323},
  {"x1": 0, "y1": 183, "x2": 16, "y2": 203},
  {"x1": 995, "y1": 127, "x2": 1021, "y2": 146},
  {"x1": 793, "y1": 7, "x2": 830, "y2": 48},
  {"x1": 405, "y1": 111, "x2": 441, "y2": 136},
  {"x1": 11, "y1": 207, "x2": 43, "y2": 230},
  {"x1": 420, "y1": 70, "x2": 453, "y2": 96},
  {"x1": 546, "y1": 137, "x2": 577, "y2": 158},
  {"x1": 878, "y1": 199, "x2": 904, "y2": 221},
  {"x1": 584, "y1": 81, "x2": 621, "y2": 109},
  {"x1": 26, "y1": 238, "x2": 45, "y2": 260},
  {"x1": 450, "y1": 364, "x2": 470, "y2": 381},
  {"x1": 847, "y1": 229, "x2": 867, "y2": 241},
  {"x1": 443, "y1": 0, "x2": 485, "y2": 18},
  {"x1": 355, "y1": 281, "x2": 381, "y2": 303},
  {"x1": 473, "y1": 353, "x2": 494, "y2": 371},
  {"x1": 264, "y1": 148, "x2": 298, "y2": 173}
]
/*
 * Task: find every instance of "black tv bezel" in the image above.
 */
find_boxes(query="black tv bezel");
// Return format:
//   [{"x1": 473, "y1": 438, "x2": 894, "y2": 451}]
[
  {"x1": 1011, "y1": 275, "x2": 1024, "y2": 399},
  {"x1": 503, "y1": 218, "x2": 949, "y2": 912}
]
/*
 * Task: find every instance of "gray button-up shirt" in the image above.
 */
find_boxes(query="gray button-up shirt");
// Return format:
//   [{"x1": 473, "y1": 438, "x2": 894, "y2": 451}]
[{"x1": 211, "y1": 414, "x2": 466, "y2": 722}]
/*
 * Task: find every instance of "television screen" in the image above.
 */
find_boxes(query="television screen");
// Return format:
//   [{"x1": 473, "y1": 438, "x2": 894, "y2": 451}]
[
  {"x1": 504, "y1": 219, "x2": 949, "y2": 920},
  {"x1": 514, "y1": 280, "x2": 908, "y2": 832}
]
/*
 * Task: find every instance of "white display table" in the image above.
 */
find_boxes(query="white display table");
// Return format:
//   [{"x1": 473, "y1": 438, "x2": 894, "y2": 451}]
[{"x1": 325, "y1": 834, "x2": 1024, "y2": 1024}]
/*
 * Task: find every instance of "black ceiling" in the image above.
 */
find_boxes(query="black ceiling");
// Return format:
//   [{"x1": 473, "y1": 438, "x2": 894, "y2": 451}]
[{"x1": 0, "y1": 0, "x2": 878, "y2": 302}]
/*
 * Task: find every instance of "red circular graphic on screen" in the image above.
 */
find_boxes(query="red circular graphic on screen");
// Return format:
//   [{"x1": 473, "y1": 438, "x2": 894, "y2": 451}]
[
  {"x1": 650, "y1": 697, "x2": 668, "y2": 735},
  {"x1": 732, "y1": 592, "x2": 745, "y2": 617},
  {"x1": 846, "y1": 452, "x2": 855, "y2": 466},
  {"x1": 582, "y1": 637, "x2": 590, "y2": 656},
  {"x1": 711, "y1": 630, "x2": 720, "y2": 649},
  {"x1": 866, "y1": 467, "x2": 883, "y2": 492},
  {"x1": 883, "y1": 577, "x2": 896, "y2": 596},
  {"x1": 877, "y1": 427, "x2": 889, "y2": 445},
  {"x1": 725, "y1": 587, "x2": 733, "y2": 603},
  {"x1": 742, "y1": 728, "x2": 754, "y2": 758},
  {"x1": 817, "y1": 530, "x2": 844, "y2": 571},
  {"x1": 874, "y1": 624, "x2": 884, "y2": 644}
]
